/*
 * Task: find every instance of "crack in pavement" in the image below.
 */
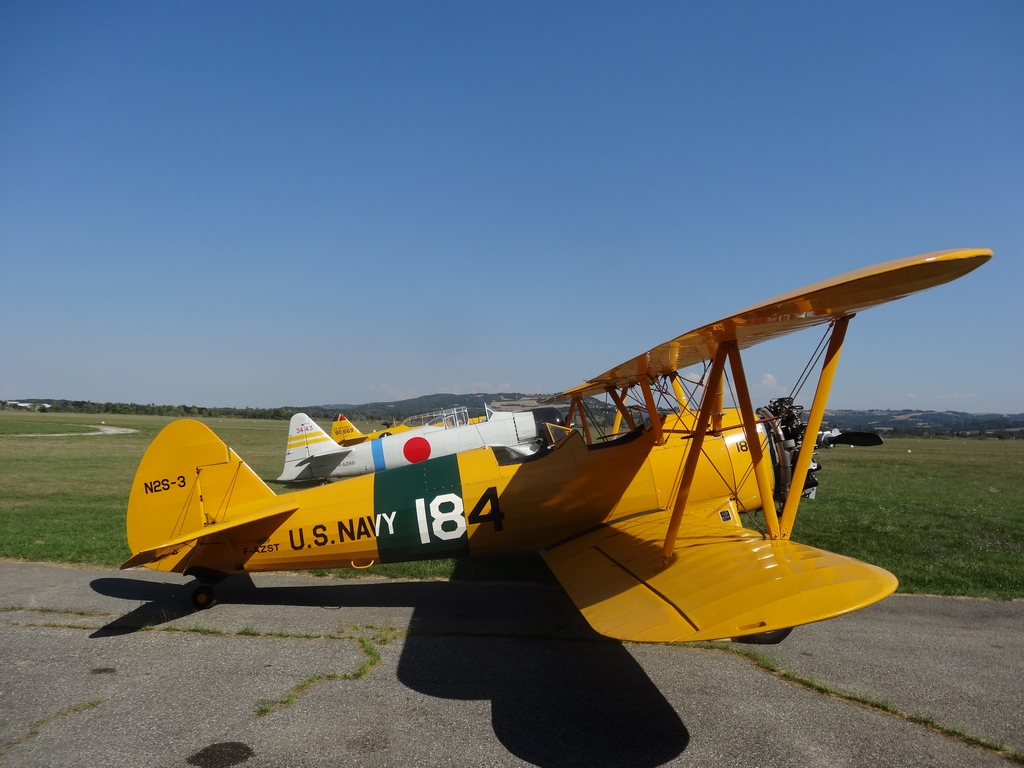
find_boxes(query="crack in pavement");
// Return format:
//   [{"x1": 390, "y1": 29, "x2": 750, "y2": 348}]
[
  {"x1": 688, "y1": 641, "x2": 1024, "y2": 765},
  {"x1": 0, "y1": 700, "x2": 103, "y2": 761}
]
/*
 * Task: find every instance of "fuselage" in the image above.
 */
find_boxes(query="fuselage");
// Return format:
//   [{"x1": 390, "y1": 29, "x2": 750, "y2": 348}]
[
  {"x1": 279, "y1": 408, "x2": 560, "y2": 482},
  {"x1": 326, "y1": 410, "x2": 542, "y2": 479},
  {"x1": 191, "y1": 409, "x2": 771, "y2": 575}
]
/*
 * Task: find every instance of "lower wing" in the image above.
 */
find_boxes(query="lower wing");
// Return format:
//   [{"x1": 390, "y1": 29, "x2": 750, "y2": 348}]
[{"x1": 542, "y1": 497, "x2": 897, "y2": 643}]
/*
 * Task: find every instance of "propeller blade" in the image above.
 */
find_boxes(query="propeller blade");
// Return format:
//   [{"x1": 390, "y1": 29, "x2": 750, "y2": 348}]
[{"x1": 831, "y1": 431, "x2": 883, "y2": 447}]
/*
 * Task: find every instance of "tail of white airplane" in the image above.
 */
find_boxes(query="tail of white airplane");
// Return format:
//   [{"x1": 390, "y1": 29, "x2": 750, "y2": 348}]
[{"x1": 278, "y1": 413, "x2": 342, "y2": 482}]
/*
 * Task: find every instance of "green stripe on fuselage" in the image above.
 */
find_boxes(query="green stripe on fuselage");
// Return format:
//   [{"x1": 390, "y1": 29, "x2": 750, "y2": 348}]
[{"x1": 373, "y1": 454, "x2": 467, "y2": 563}]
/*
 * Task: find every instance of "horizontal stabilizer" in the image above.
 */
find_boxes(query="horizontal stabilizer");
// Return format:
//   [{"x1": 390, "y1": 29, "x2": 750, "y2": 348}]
[
  {"x1": 293, "y1": 447, "x2": 351, "y2": 468},
  {"x1": 120, "y1": 502, "x2": 298, "y2": 570},
  {"x1": 543, "y1": 500, "x2": 897, "y2": 642}
]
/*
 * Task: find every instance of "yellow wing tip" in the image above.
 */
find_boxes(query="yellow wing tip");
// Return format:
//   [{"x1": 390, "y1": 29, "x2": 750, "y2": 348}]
[{"x1": 869, "y1": 246, "x2": 991, "y2": 277}]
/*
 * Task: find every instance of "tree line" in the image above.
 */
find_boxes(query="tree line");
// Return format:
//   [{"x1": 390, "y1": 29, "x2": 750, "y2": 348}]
[
  {"x1": 4, "y1": 399, "x2": 337, "y2": 421},
  {"x1": 6, "y1": 398, "x2": 1018, "y2": 438}
]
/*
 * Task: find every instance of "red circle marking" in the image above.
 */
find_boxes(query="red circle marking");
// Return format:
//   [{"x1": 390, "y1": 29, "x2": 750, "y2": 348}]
[{"x1": 403, "y1": 436, "x2": 431, "y2": 464}]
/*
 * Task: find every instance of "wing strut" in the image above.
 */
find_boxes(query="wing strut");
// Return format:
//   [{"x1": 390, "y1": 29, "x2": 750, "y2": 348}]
[
  {"x1": 662, "y1": 344, "x2": 728, "y2": 559},
  {"x1": 711, "y1": 378, "x2": 724, "y2": 433},
  {"x1": 639, "y1": 375, "x2": 664, "y2": 446},
  {"x1": 607, "y1": 387, "x2": 634, "y2": 435},
  {"x1": 725, "y1": 341, "x2": 781, "y2": 538},
  {"x1": 669, "y1": 372, "x2": 689, "y2": 410},
  {"x1": 566, "y1": 396, "x2": 595, "y2": 444},
  {"x1": 668, "y1": 372, "x2": 696, "y2": 430},
  {"x1": 779, "y1": 315, "x2": 852, "y2": 538},
  {"x1": 579, "y1": 398, "x2": 594, "y2": 444}
]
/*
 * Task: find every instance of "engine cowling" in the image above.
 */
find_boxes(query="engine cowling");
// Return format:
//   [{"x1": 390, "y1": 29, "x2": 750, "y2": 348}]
[
  {"x1": 757, "y1": 398, "x2": 816, "y2": 503},
  {"x1": 758, "y1": 398, "x2": 883, "y2": 502}
]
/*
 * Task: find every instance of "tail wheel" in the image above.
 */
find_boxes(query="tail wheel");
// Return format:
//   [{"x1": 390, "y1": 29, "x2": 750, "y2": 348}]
[{"x1": 191, "y1": 584, "x2": 217, "y2": 611}]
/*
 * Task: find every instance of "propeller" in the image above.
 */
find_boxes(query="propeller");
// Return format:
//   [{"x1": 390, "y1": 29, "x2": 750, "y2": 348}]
[{"x1": 817, "y1": 428, "x2": 883, "y2": 448}]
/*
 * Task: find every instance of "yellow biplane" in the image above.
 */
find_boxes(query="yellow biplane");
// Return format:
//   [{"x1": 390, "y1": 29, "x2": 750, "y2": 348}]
[{"x1": 122, "y1": 249, "x2": 989, "y2": 643}]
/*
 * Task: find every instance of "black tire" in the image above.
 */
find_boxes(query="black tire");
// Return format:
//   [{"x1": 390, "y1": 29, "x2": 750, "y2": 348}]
[
  {"x1": 732, "y1": 627, "x2": 793, "y2": 645},
  {"x1": 191, "y1": 584, "x2": 217, "y2": 611}
]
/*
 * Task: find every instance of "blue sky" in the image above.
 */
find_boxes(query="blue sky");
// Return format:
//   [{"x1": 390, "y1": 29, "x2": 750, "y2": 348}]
[{"x1": 1, "y1": 1, "x2": 1021, "y2": 411}]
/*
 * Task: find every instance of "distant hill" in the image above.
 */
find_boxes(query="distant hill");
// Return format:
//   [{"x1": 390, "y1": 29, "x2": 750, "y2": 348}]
[
  {"x1": 319, "y1": 397, "x2": 1024, "y2": 436},
  {"x1": 10, "y1": 397, "x2": 1023, "y2": 437},
  {"x1": 9, "y1": 393, "x2": 555, "y2": 424},
  {"x1": 327, "y1": 401, "x2": 1024, "y2": 436},
  {"x1": 823, "y1": 409, "x2": 1024, "y2": 436},
  {"x1": 318, "y1": 393, "x2": 555, "y2": 425}
]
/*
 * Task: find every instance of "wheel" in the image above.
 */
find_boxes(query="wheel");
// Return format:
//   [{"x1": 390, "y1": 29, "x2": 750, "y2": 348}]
[
  {"x1": 732, "y1": 627, "x2": 793, "y2": 645},
  {"x1": 191, "y1": 584, "x2": 217, "y2": 611}
]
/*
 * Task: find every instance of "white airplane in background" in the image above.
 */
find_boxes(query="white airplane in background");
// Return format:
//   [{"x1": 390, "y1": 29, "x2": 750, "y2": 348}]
[{"x1": 278, "y1": 405, "x2": 566, "y2": 482}]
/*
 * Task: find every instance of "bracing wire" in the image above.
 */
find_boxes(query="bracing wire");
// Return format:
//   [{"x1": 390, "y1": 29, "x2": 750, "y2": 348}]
[
  {"x1": 653, "y1": 376, "x2": 678, "y2": 416},
  {"x1": 579, "y1": 397, "x2": 607, "y2": 441},
  {"x1": 723, "y1": 368, "x2": 738, "y2": 416},
  {"x1": 678, "y1": 369, "x2": 701, "y2": 406},
  {"x1": 720, "y1": 368, "x2": 742, "y2": 491},
  {"x1": 789, "y1": 323, "x2": 833, "y2": 401}
]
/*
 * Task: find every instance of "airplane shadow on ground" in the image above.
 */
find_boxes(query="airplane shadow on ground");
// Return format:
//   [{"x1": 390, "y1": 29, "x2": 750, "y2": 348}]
[
  {"x1": 90, "y1": 575, "x2": 689, "y2": 767},
  {"x1": 397, "y1": 633, "x2": 688, "y2": 768},
  {"x1": 88, "y1": 576, "x2": 202, "y2": 635}
]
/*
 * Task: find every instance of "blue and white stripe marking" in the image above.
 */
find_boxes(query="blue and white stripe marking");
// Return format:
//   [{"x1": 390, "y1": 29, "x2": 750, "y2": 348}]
[{"x1": 371, "y1": 439, "x2": 387, "y2": 472}]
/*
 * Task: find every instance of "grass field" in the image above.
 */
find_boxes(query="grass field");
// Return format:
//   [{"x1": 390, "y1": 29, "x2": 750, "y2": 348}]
[
  {"x1": 1, "y1": 410, "x2": 1021, "y2": 598},
  {"x1": 785, "y1": 437, "x2": 1024, "y2": 599}
]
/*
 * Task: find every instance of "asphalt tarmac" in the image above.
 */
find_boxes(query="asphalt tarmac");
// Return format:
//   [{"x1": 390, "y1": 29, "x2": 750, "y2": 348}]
[{"x1": 1, "y1": 560, "x2": 1021, "y2": 767}]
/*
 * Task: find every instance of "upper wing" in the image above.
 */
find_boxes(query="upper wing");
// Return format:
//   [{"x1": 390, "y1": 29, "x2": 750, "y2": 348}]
[
  {"x1": 555, "y1": 248, "x2": 990, "y2": 399},
  {"x1": 542, "y1": 497, "x2": 897, "y2": 642}
]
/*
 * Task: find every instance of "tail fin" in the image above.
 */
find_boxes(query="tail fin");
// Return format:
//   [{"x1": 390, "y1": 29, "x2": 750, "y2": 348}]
[
  {"x1": 279, "y1": 413, "x2": 343, "y2": 481},
  {"x1": 331, "y1": 413, "x2": 365, "y2": 445},
  {"x1": 126, "y1": 419, "x2": 276, "y2": 572}
]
